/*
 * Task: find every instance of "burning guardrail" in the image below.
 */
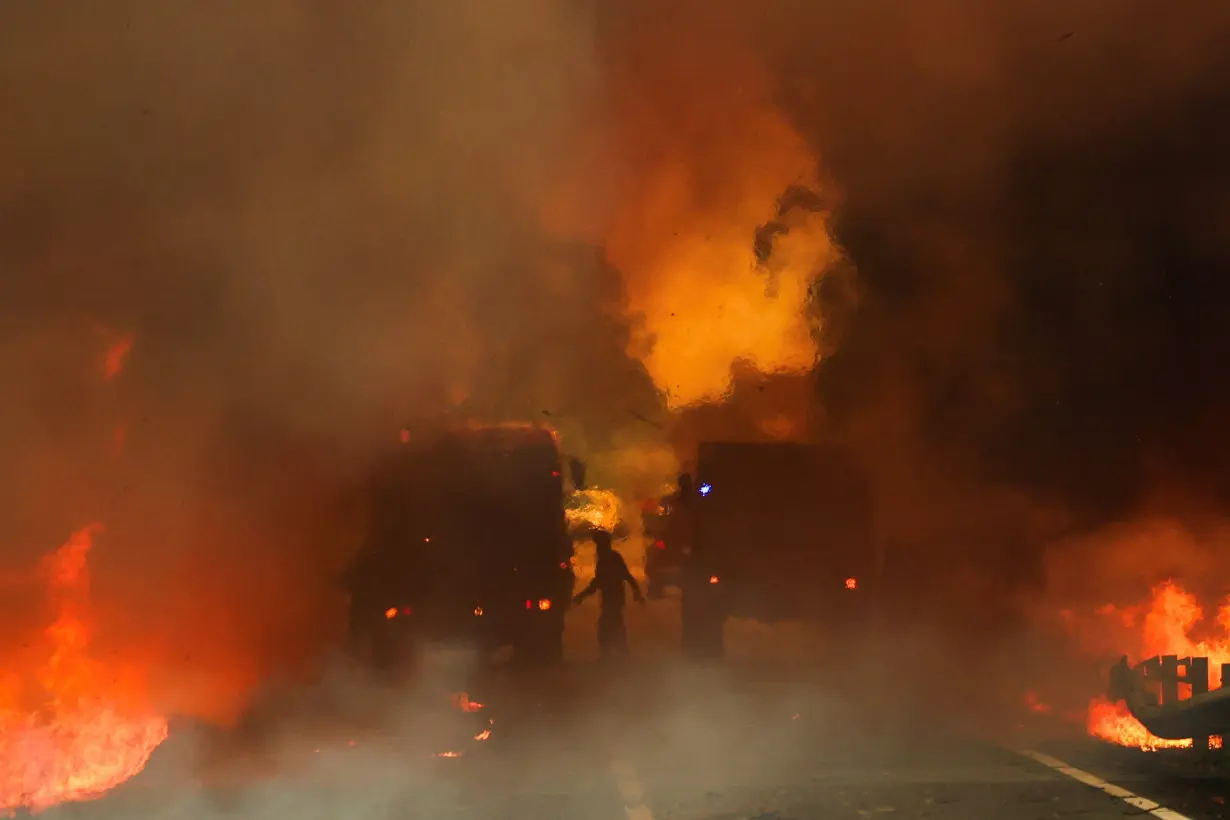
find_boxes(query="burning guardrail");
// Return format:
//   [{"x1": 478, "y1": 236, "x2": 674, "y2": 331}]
[{"x1": 1102, "y1": 654, "x2": 1230, "y2": 748}]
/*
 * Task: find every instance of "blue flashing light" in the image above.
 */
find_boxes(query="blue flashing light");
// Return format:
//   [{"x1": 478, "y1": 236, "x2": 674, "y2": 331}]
[{"x1": 699, "y1": 483, "x2": 712, "y2": 496}]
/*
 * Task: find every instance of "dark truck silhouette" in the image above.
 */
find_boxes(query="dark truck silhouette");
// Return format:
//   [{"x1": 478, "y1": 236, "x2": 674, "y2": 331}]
[
  {"x1": 677, "y1": 441, "x2": 878, "y2": 656},
  {"x1": 346, "y1": 424, "x2": 575, "y2": 669}
]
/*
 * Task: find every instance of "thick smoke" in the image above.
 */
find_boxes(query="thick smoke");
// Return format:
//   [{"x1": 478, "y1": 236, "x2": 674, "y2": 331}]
[
  {"x1": 5, "y1": 0, "x2": 1230, "y2": 728},
  {"x1": 0, "y1": 0, "x2": 654, "y2": 721},
  {"x1": 765, "y1": 3, "x2": 1230, "y2": 598},
  {"x1": 760, "y1": 0, "x2": 1230, "y2": 712}
]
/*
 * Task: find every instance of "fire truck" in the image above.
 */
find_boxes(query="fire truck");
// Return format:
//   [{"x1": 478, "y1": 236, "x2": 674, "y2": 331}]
[
  {"x1": 347, "y1": 423, "x2": 575, "y2": 668},
  {"x1": 677, "y1": 441, "x2": 877, "y2": 656}
]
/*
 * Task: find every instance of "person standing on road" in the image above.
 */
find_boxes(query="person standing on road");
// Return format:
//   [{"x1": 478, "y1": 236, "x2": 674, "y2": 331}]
[{"x1": 574, "y1": 530, "x2": 644, "y2": 658}]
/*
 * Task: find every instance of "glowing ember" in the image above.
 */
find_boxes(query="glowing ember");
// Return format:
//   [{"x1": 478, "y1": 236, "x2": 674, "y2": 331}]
[
  {"x1": 450, "y1": 692, "x2": 483, "y2": 713},
  {"x1": 1086, "y1": 581, "x2": 1230, "y2": 749},
  {"x1": 0, "y1": 525, "x2": 168, "y2": 813},
  {"x1": 434, "y1": 751, "x2": 462, "y2": 759},
  {"x1": 474, "y1": 728, "x2": 491, "y2": 741}
]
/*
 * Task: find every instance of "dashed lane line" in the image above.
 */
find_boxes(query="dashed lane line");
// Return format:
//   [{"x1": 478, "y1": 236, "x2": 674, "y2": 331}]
[
  {"x1": 611, "y1": 759, "x2": 654, "y2": 820},
  {"x1": 1019, "y1": 749, "x2": 1195, "y2": 820}
]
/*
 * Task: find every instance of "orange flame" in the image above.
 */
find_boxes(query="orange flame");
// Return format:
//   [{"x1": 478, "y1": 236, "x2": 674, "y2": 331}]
[
  {"x1": 0, "y1": 524, "x2": 168, "y2": 813},
  {"x1": 450, "y1": 692, "x2": 483, "y2": 713},
  {"x1": 543, "y1": 39, "x2": 841, "y2": 409},
  {"x1": 1087, "y1": 581, "x2": 1230, "y2": 750},
  {"x1": 1087, "y1": 696, "x2": 1192, "y2": 751}
]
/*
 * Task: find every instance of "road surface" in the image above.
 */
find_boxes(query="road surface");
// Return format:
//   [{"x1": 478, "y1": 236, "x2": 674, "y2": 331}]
[{"x1": 32, "y1": 660, "x2": 1230, "y2": 820}]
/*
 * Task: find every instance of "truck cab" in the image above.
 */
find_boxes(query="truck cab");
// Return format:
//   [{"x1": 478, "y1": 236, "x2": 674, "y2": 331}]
[
  {"x1": 347, "y1": 423, "x2": 574, "y2": 669},
  {"x1": 678, "y1": 441, "x2": 876, "y2": 656}
]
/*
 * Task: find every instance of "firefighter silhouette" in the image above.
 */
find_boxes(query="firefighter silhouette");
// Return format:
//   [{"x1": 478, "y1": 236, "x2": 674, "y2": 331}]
[{"x1": 574, "y1": 530, "x2": 643, "y2": 656}]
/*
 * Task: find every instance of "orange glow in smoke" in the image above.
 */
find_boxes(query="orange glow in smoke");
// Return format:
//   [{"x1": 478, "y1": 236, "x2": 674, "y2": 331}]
[
  {"x1": 384, "y1": 607, "x2": 398, "y2": 620},
  {"x1": 102, "y1": 335, "x2": 133, "y2": 382},
  {"x1": 450, "y1": 693, "x2": 483, "y2": 713},
  {"x1": 0, "y1": 525, "x2": 169, "y2": 813},
  {"x1": 1087, "y1": 582, "x2": 1230, "y2": 750},
  {"x1": 1023, "y1": 691, "x2": 1051, "y2": 714},
  {"x1": 542, "y1": 38, "x2": 840, "y2": 409},
  {"x1": 844, "y1": 577, "x2": 857, "y2": 590},
  {"x1": 537, "y1": 598, "x2": 552, "y2": 611},
  {"x1": 606, "y1": 88, "x2": 837, "y2": 408}
]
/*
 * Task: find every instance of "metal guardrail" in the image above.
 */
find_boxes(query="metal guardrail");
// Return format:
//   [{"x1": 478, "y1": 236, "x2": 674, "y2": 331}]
[{"x1": 1109, "y1": 654, "x2": 1230, "y2": 741}]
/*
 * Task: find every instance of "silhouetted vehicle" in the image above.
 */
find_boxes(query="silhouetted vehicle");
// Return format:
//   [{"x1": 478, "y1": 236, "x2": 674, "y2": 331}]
[
  {"x1": 346, "y1": 423, "x2": 575, "y2": 670},
  {"x1": 678, "y1": 441, "x2": 877, "y2": 657}
]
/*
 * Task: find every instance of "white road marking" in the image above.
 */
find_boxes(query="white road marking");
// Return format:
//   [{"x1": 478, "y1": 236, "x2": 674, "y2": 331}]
[
  {"x1": 611, "y1": 759, "x2": 654, "y2": 820},
  {"x1": 1020, "y1": 749, "x2": 1195, "y2": 820}
]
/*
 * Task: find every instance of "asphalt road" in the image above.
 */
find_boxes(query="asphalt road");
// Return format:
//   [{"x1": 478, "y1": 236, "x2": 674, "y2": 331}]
[{"x1": 29, "y1": 659, "x2": 1230, "y2": 820}]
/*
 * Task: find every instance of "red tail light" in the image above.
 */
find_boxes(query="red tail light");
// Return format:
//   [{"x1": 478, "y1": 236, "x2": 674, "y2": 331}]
[{"x1": 654, "y1": 540, "x2": 665, "y2": 550}]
